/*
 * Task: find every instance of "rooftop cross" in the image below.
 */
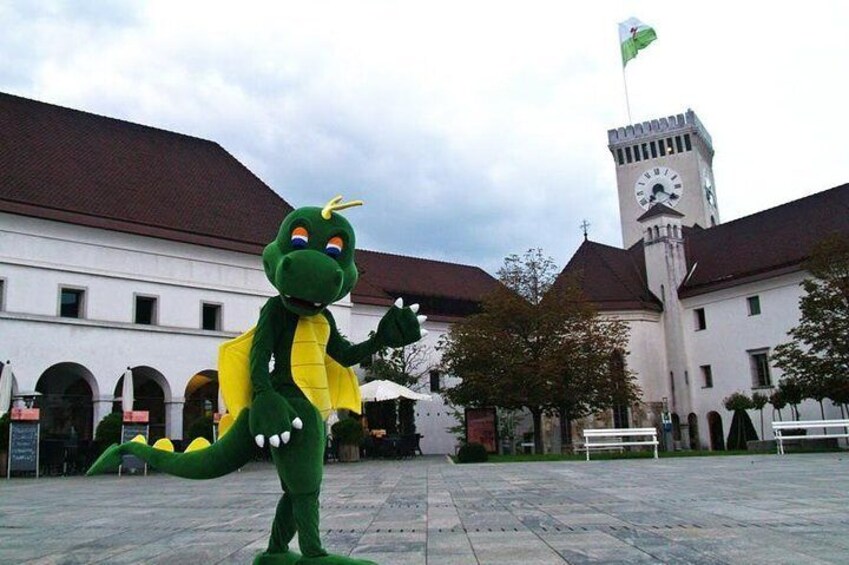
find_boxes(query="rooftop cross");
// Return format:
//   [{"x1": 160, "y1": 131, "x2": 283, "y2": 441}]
[{"x1": 580, "y1": 219, "x2": 591, "y2": 240}]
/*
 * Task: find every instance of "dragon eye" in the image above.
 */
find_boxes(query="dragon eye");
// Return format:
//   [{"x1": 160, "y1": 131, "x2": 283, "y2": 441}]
[
  {"x1": 291, "y1": 227, "x2": 309, "y2": 249},
  {"x1": 325, "y1": 236, "x2": 344, "y2": 258}
]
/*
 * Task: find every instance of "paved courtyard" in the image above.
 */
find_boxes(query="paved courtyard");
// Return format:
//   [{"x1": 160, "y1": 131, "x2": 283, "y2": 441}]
[{"x1": 2, "y1": 453, "x2": 849, "y2": 564}]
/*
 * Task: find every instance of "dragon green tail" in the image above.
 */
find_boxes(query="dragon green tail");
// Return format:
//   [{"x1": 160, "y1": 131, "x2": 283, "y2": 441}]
[{"x1": 87, "y1": 409, "x2": 256, "y2": 479}]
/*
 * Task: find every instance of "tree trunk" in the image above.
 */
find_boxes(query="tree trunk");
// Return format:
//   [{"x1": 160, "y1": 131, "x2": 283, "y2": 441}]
[
  {"x1": 559, "y1": 407, "x2": 572, "y2": 454},
  {"x1": 530, "y1": 408, "x2": 543, "y2": 454},
  {"x1": 759, "y1": 409, "x2": 764, "y2": 439}
]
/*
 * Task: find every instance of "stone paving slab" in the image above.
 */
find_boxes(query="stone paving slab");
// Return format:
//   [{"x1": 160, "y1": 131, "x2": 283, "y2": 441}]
[{"x1": 2, "y1": 452, "x2": 849, "y2": 564}]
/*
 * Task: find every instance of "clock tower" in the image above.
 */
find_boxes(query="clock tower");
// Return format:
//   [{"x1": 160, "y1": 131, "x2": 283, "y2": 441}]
[{"x1": 608, "y1": 109, "x2": 720, "y2": 248}]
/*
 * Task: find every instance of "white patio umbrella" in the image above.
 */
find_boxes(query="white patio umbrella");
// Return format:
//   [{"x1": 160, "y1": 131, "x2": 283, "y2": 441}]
[
  {"x1": 121, "y1": 367, "x2": 134, "y2": 412},
  {"x1": 0, "y1": 361, "x2": 13, "y2": 417},
  {"x1": 359, "y1": 380, "x2": 432, "y2": 402}
]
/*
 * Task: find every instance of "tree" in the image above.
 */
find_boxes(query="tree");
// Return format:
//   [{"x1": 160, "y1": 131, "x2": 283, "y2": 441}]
[
  {"x1": 441, "y1": 249, "x2": 639, "y2": 453},
  {"x1": 751, "y1": 391, "x2": 769, "y2": 439},
  {"x1": 723, "y1": 392, "x2": 758, "y2": 449},
  {"x1": 772, "y1": 235, "x2": 849, "y2": 416}
]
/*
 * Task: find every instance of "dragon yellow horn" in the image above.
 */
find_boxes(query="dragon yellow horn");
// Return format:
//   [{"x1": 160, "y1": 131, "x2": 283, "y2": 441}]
[{"x1": 321, "y1": 195, "x2": 364, "y2": 220}]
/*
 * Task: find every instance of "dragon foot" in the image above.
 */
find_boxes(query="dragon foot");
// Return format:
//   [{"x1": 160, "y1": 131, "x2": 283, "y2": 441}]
[
  {"x1": 296, "y1": 555, "x2": 378, "y2": 565},
  {"x1": 252, "y1": 550, "x2": 302, "y2": 565}
]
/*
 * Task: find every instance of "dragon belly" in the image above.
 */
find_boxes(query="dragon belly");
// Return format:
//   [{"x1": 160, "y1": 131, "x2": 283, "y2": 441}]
[{"x1": 291, "y1": 315, "x2": 361, "y2": 420}]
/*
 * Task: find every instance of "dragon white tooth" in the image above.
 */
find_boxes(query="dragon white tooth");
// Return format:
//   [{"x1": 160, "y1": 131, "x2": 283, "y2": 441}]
[
  {"x1": 292, "y1": 418, "x2": 303, "y2": 430},
  {"x1": 281, "y1": 431, "x2": 291, "y2": 444},
  {"x1": 269, "y1": 435, "x2": 280, "y2": 448},
  {"x1": 255, "y1": 435, "x2": 265, "y2": 448}
]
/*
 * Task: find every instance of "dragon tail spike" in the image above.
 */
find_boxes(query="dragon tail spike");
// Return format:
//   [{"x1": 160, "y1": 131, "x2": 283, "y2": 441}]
[
  {"x1": 87, "y1": 409, "x2": 255, "y2": 480},
  {"x1": 321, "y1": 195, "x2": 364, "y2": 219}
]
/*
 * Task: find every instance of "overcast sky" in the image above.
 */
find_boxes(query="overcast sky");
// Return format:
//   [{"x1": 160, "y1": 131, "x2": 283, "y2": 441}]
[{"x1": 3, "y1": 1, "x2": 848, "y2": 274}]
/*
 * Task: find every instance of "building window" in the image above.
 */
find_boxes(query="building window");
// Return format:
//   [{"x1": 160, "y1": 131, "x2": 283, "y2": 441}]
[
  {"x1": 749, "y1": 350, "x2": 772, "y2": 388},
  {"x1": 134, "y1": 295, "x2": 158, "y2": 325},
  {"x1": 0, "y1": 278, "x2": 5, "y2": 311},
  {"x1": 650, "y1": 141, "x2": 657, "y2": 158},
  {"x1": 429, "y1": 370, "x2": 441, "y2": 393},
  {"x1": 633, "y1": 144, "x2": 641, "y2": 162},
  {"x1": 641, "y1": 143, "x2": 649, "y2": 160},
  {"x1": 675, "y1": 135, "x2": 683, "y2": 153},
  {"x1": 617, "y1": 148, "x2": 624, "y2": 165},
  {"x1": 694, "y1": 308, "x2": 706, "y2": 330},
  {"x1": 625, "y1": 146, "x2": 632, "y2": 163},
  {"x1": 613, "y1": 404, "x2": 630, "y2": 428},
  {"x1": 684, "y1": 133, "x2": 692, "y2": 151},
  {"x1": 60, "y1": 287, "x2": 85, "y2": 318},
  {"x1": 667, "y1": 138, "x2": 675, "y2": 154},
  {"x1": 747, "y1": 296, "x2": 761, "y2": 316},
  {"x1": 202, "y1": 302, "x2": 222, "y2": 331},
  {"x1": 700, "y1": 365, "x2": 713, "y2": 388}
]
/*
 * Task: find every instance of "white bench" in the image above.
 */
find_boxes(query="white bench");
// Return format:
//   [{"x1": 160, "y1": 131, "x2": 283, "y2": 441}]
[
  {"x1": 772, "y1": 419, "x2": 849, "y2": 455},
  {"x1": 583, "y1": 427, "x2": 659, "y2": 461}
]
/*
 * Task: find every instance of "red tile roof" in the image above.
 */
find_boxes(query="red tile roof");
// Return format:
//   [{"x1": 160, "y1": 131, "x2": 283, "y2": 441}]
[
  {"x1": 555, "y1": 239, "x2": 662, "y2": 312},
  {"x1": 680, "y1": 182, "x2": 849, "y2": 297},
  {"x1": 559, "y1": 183, "x2": 849, "y2": 309},
  {"x1": 0, "y1": 91, "x2": 498, "y2": 313}
]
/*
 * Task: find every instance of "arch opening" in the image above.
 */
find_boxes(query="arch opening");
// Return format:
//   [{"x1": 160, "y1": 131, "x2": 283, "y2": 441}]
[
  {"x1": 707, "y1": 411, "x2": 725, "y2": 451},
  {"x1": 35, "y1": 362, "x2": 97, "y2": 441},
  {"x1": 113, "y1": 366, "x2": 169, "y2": 442},
  {"x1": 183, "y1": 370, "x2": 219, "y2": 442}
]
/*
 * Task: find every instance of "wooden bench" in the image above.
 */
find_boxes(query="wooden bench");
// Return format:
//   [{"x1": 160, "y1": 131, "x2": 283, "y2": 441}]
[
  {"x1": 582, "y1": 428, "x2": 658, "y2": 461},
  {"x1": 772, "y1": 419, "x2": 849, "y2": 455}
]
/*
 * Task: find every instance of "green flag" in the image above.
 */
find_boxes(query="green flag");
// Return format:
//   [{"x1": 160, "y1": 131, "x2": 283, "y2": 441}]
[{"x1": 619, "y1": 17, "x2": 657, "y2": 67}]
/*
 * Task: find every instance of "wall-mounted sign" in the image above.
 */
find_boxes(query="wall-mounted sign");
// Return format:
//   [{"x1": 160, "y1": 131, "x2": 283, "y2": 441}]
[
  {"x1": 123, "y1": 411, "x2": 149, "y2": 424},
  {"x1": 10, "y1": 407, "x2": 40, "y2": 421}
]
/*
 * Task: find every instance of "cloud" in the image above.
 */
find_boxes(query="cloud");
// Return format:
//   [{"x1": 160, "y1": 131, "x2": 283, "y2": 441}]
[{"x1": 2, "y1": 1, "x2": 849, "y2": 274}]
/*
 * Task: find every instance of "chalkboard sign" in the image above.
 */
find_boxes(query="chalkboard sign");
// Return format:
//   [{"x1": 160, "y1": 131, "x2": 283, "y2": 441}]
[
  {"x1": 8, "y1": 422, "x2": 40, "y2": 477},
  {"x1": 120, "y1": 424, "x2": 149, "y2": 475}
]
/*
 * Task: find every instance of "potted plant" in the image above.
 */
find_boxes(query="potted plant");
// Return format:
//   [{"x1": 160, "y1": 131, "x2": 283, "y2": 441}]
[{"x1": 331, "y1": 417, "x2": 364, "y2": 462}]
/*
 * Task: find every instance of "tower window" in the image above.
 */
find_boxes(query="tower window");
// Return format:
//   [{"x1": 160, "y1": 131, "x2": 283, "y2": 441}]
[
  {"x1": 666, "y1": 138, "x2": 675, "y2": 155},
  {"x1": 675, "y1": 135, "x2": 683, "y2": 153},
  {"x1": 684, "y1": 133, "x2": 692, "y2": 151},
  {"x1": 700, "y1": 365, "x2": 713, "y2": 388},
  {"x1": 747, "y1": 296, "x2": 761, "y2": 316},
  {"x1": 625, "y1": 146, "x2": 632, "y2": 163},
  {"x1": 694, "y1": 308, "x2": 707, "y2": 331},
  {"x1": 641, "y1": 143, "x2": 649, "y2": 160},
  {"x1": 60, "y1": 287, "x2": 86, "y2": 318},
  {"x1": 0, "y1": 278, "x2": 5, "y2": 311},
  {"x1": 650, "y1": 141, "x2": 657, "y2": 158},
  {"x1": 202, "y1": 302, "x2": 222, "y2": 331},
  {"x1": 134, "y1": 295, "x2": 158, "y2": 325},
  {"x1": 617, "y1": 148, "x2": 624, "y2": 165},
  {"x1": 633, "y1": 145, "x2": 641, "y2": 162}
]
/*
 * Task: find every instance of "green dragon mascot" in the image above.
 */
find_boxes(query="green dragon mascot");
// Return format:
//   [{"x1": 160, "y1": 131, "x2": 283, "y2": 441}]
[{"x1": 88, "y1": 196, "x2": 427, "y2": 565}]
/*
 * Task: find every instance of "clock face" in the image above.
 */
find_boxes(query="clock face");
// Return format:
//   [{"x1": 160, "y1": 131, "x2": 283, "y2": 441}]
[
  {"x1": 634, "y1": 167, "x2": 684, "y2": 210},
  {"x1": 703, "y1": 170, "x2": 717, "y2": 208}
]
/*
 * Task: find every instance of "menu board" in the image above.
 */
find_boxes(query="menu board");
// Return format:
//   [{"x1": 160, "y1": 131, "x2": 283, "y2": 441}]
[
  {"x1": 8, "y1": 422, "x2": 39, "y2": 476},
  {"x1": 465, "y1": 407, "x2": 498, "y2": 453},
  {"x1": 120, "y1": 424, "x2": 149, "y2": 474}
]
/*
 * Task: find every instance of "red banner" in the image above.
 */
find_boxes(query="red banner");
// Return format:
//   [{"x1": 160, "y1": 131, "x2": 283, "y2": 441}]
[
  {"x1": 123, "y1": 410, "x2": 150, "y2": 423},
  {"x1": 465, "y1": 407, "x2": 498, "y2": 453},
  {"x1": 10, "y1": 407, "x2": 40, "y2": 421}
]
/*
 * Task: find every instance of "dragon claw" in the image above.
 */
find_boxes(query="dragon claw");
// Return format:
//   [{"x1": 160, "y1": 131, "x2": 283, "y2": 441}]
[
  {"x1": 292, "y1": 417, "x2": 303, "y2": 430},
  {"x1": 410, "y1": 303, "x2": 420, "y2": 313},
  {"x1": 394, "y1": 297, "x2": 404, "y2": 308},
  {"x1": 416, "y1": 315, "x2": 427, "y2": 324},
  {"x1": 255, "y1": 434, "x2": 265, "y2": 448},
  {"x1": 269, "y1": 435, "x2": 281, "y2": 448},
  {"x1": 420, "y1": 328, "x2": 429, "y2": 338}
]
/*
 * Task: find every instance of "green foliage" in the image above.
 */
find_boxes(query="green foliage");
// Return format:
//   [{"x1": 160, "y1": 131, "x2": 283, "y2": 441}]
[
  {"x1": 751, "y1": 392, "x2": 769, "y2": 410},
  {"x1": 0, "y1": 412, "x2": 9, "y2": 450},
  {"x1": 457, "y1": 442, "x2": 488, "y2": 463},
  {"x1": 331, "y1": 417, "x2": 364, "y2": 446},
  {"x1": 723, "y1": 392, "x2": 752, "y2": 412},
  {"x1": 440, "y1": 249, "x2": 638, "y2": 453},
  {"x1": 777, "y1": 378, "x2": 804, "y2": 420},
  {"x1": 95, "y1": 412, "x2": 122, "y2": 448},
  {"x1": 769, "y1": 389, "x2": 787, "y2": 411},
  {"x1": 726, "y1": 409, "x2": 759, "y2": 450},
  {"x1": 186, "y1": 415, "x2": 214, "y2": 443},
  {"x1": 772, "y1": 235, "x2": 849, "y2": 410}
]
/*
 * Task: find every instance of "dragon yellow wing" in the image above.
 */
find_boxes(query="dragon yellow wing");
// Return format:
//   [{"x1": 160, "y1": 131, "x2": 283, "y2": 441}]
[{"x1": 217, "y1": 326, "x2": 255, "y2": 432}]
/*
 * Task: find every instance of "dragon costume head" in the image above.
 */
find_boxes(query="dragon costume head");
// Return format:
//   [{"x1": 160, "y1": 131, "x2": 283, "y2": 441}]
[{"x1": 262, "y1": 196, "x2": 363, "y2": 317}]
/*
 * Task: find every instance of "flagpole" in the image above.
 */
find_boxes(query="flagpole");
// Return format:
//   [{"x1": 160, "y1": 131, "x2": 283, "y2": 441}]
[{"x1": 622, "y1": 66, "x2": 633, "y2": 124}]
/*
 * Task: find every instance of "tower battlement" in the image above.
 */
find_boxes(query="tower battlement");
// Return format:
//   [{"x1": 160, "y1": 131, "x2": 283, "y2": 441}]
[{"x1": 608, "y1": 109, "x2": 713, "y2": 152}]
